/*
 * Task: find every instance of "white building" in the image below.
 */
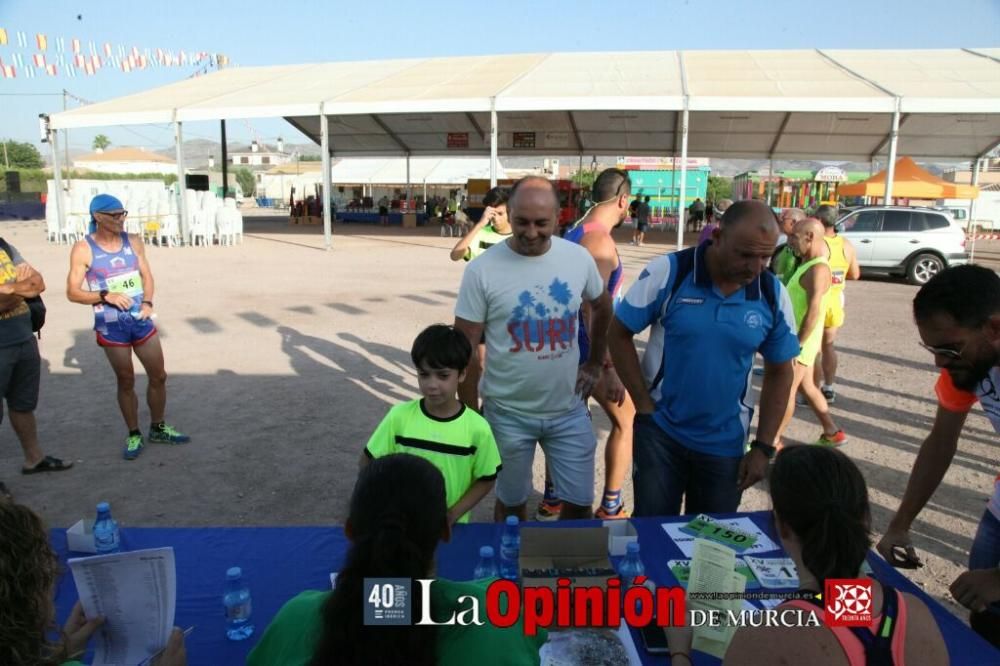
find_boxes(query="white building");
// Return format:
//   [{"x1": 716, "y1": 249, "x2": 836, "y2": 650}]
[
  {"x1": 229, "y1": 144, "x2": 292, "y2": 170},
  {"x1": 73, "y1": 147, "x2": 176, "y2": 175}
]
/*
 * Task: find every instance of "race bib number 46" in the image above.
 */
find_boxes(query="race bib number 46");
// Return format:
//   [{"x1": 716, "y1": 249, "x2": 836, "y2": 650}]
[{"x1": 106, "y1": 271, "x2": 143, "y2": 296}]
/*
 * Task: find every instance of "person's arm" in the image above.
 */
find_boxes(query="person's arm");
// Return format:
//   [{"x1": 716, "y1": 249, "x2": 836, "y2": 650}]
[
  {"x1": 454, "y1": 317, "x2": 484, "y2": 409},
  {"x1": 131, "y1": 234, "x2": 155, "y2": 320},
  {"x1": 877, "y1": 405, "x2": 967, "y2": 566},
  {"x1": 736, "y1": 357, "x2": 794, "y2": 490},
  {"x1": 446, "y1": 478, "x2": 495, "y2": 526},
  {"x1": 449, "y1": 209, "x2": 493, "y2": 261},
  {"x1": 797, "y1": 263, "x2": 830, "y2": 345},
  {"x1": 608, "y1": 317, "x2": 655, "y2": 414},
  {"x1": 578, "y1": 291, "x2": 612, "y2": 399},
  {"x1": 0, "y1": 263, "x2": 45, "y2": 310},
  {"x1": 66, "y1": 241, "x2": 112, "y2": 306},
  {"x1": 844, "y1": 237, "x2": 861, "y2": 280}
]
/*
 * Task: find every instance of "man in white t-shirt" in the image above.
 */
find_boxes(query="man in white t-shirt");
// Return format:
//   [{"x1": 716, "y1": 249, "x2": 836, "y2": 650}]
[
  {"x1": 877, "y1": 265, "x2": 1000, "y2": 647},
  {"x1": 454, "y1": 177, "x2": 612, "y2": 521}
]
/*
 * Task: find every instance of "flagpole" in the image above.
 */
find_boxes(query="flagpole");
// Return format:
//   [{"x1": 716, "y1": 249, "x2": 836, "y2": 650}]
[{"x1": 62, "y1": 89, "x2": 69, "y2": 169}]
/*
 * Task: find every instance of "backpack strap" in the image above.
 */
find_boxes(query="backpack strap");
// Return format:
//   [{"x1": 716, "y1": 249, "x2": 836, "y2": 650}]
[{"x1": 845, "y1": 584, "x2": 898, "y2": 666}]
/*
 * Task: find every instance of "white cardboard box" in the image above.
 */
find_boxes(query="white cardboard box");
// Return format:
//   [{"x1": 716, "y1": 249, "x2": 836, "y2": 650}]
[
  {"x1": 66, "y1": 518, "x2": 97, "y2": 554},
  {"x1": 604, "y1": 519, "x2": 638, "y2": 557}
]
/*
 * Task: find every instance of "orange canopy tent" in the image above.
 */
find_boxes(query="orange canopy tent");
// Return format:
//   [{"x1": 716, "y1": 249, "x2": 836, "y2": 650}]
[{"x1": 839, "y1": 157, "x2": 979, "y2": 200}]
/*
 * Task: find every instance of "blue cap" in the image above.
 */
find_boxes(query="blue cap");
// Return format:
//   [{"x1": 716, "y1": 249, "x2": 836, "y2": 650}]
[
  {"x1": 479, "y1": 546, "x2": 494, "y2": 558},
  {"x1": 96, "y1": 501, "x2": 110, "y2": 513},
  {"x1": 227, "y1": 566, "x2": 242, "y2": 580},
  {"x1": 89, "y1": 194, "x2": 124, "y2": 233}
]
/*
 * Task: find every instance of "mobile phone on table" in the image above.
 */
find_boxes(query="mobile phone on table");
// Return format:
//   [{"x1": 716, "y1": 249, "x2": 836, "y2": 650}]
[{"x1": 640, "y1": 623, "x2": 670, "y2": 654}]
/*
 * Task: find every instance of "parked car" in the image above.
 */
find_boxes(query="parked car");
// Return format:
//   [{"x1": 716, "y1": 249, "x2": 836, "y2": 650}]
[{"x1": 836, "y1": 206, "x2": 968, "y2": 285}]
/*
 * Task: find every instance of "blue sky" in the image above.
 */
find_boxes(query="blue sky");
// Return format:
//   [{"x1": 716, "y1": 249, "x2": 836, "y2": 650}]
[{"x1": 1, "y1": 0, "x2": 998, "y2": 154}]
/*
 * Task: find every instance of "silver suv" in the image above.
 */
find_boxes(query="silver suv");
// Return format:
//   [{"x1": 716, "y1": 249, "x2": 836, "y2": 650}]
[{"x1": 836, "y1": 206, "x2": 969, "y2": 285}]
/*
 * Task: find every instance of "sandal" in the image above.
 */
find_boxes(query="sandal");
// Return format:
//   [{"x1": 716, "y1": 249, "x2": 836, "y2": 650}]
[{"x1": 21, "y1": 455, "x2": 74, "y2": 475}]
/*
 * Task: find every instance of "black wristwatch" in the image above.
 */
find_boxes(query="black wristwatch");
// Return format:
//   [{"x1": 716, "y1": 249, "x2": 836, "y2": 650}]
[
  {"x1": 99, "y1": 289, "x2": 108, "y2": 304},
  {"x1": 750, "y1": 439, "x2": 776, "y2": 459}
]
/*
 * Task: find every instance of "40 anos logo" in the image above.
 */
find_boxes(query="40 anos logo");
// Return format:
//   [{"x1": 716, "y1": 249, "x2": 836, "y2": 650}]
[{"x1": 824, "y1": 579, "x2": 873, "y2": 627}]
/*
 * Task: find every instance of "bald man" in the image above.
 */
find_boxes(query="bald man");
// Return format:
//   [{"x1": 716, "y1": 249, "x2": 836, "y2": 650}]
[
  {"x1": 454, "y1": 177, "x2": 613, "y2": 522},
  {"x1": 611, "y1": 200, "x2": 799, "y2": 516},
  {"x1": 773, "y1": 217, "x2": 846, "y2": 448}
]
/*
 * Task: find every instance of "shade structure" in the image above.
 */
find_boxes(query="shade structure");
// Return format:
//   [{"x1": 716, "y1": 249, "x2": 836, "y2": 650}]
[
  {"x1": 329, "y1": 157, "x2": 504, "y2": 185},
  {"x1": 47, "y1": 48, "x2": 1000, "y2": 162},
  {"x1": 839, "y1": 156, "x2": 980, "y2": 199}
]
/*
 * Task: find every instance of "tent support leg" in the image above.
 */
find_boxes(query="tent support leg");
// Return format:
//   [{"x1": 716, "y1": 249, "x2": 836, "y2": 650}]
[
  {"x1": 49, "y1": 126, "x2": 66, "y2": 241},
  {"x1": 406, "y1": 153, "x2": 411, "y2": 214},
  {"x1": 675, "y1": 102, "x2": 689, "y2": 251},
  {"x1": 884, "y1": 101, "x2": 900, "y2": 204},
  {"x1": 175, "y1": 120, "x2": 187, "y2": 243},
  {"x1": 321, "y1": 107, "x2": 332, "y2": 250},
  {"x1": 489, "y1": 98, "x2": 498, "y2": 188},
  {"x1": 969, "y1": 158, "x2": 982, "y2": 262}
]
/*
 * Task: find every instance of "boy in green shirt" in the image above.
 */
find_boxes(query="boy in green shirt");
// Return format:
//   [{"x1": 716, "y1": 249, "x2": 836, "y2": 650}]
[{"x1": 361, "y1": 324, "x2": 501, "y2": 525}]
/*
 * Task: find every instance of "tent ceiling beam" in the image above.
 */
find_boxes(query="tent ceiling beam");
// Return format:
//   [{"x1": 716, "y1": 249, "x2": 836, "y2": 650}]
[
  {"x1": 465, "y1": 112, "x2": 486, "y2": 142},
  {"x1": 370, "y1": 114, "x2": 411, "y2": 153},
  {"x1": 978, "y1": 137, "x2": 1000, "y2": 160},
  {"x1": 816, "y1": 49, "x2": 897, "y2": 98},
  {"x1": 566, "y1": 111, "x2": 584, "y2": 152},
  {"x1": 768, "y1": 112, "x2": 793, "y2": 158},
  {"x1": 870, "y1": 113, "x2": 910, "y2": 161}
]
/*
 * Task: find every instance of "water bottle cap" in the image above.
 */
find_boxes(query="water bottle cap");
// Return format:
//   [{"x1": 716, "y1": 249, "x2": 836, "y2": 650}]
[
  {"x1": 479, "y1": 545, "x2": 494, "y2": 558},
  {"x1": 226, "y1": 566, "x2": 242, "y2": 580},
  {"x1": 96, "y1": 501, "x2": 110, "y2": 513},
  {"x1": 626, "y1": 541, "x2": 640, "y2": 554},
  {"x1": 505, "y1": 515, "x2": 519, "y2": 526}
]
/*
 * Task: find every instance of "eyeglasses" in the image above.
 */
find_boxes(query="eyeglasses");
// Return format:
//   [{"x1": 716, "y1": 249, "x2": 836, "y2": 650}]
[
  {"x1": 918, "y1": 340, "x2": 966, "y2": 361},
  {"x1": 97, "y1": 210, "x2": 128, "y2": 220}
]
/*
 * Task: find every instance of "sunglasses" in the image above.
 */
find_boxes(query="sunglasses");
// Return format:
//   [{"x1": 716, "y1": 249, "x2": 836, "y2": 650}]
[
  {"x1": 918, "y1": 340, "x2": 966, "y2": 361},
  {"x1": 97, "y1": 210, "x2": 128, "y2": 220}
]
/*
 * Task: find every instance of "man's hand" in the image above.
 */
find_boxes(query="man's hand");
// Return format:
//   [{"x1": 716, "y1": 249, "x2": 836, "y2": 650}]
[
  {"x1": 950, "y1": 568, "x2": 1000, "y2": 612},
  {"x1": 736, "y1": 447, "x2": 769, "y2": 490},
  {"x1": 477, "y1": 207, "x2": 498, "y2": 228},
  {"x1": 876, "y1": 526, "x2": 923, "y2": 569},
  {"x1": 63, "y1": 601, "x2": 105, "y2": 659},
  {"x1": 601, "y1": 367, "x2": 626, "y2": 406},
  {"x1": 138, "y1": 302, "x2": 154, "y2": 320},
  {"x1": 576, "y1": 360, "x2": 602, "y2": 400},
  {"x1": 154, "y1": 627, "x2": 189, "y2": 666},
  {"x1": 104, "y1": 292, "x2": 134, "y2": 310},
  {"x1": 15, "y1": 263, "x2": 33, "y2": 281}
]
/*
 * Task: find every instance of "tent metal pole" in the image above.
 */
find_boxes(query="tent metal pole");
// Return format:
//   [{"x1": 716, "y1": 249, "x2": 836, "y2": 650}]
[
  {"x1": 406, "y1": 153, "x2": 412, "y2": 213},
  {"x1": 675, "y1": 101, "x2": 689, "y2": 251},
  {"x1": 969, "y1": 158, "x2": 982, "y2": 262},
  {"x1": 49, "y1": 125, "x2": 66, "y2": 241},
  {"x1": 321, "y1": 107, "x2": 332, "y2": 250},
  {"x1": 174, "y1": 120, "x2": 187, "y2": 243},
  {"x1": 768, "y1": 159, "x2": 775, "y2": 206},
  {"x1": 220, "y1": 120, "x2": 229, "y2": 198},
  {"x1": 489, "y1": 97, "x2": 498, "y2": 188},
  {"x1": 884, "y1": 100, "x2": 901, "y2": 204}
]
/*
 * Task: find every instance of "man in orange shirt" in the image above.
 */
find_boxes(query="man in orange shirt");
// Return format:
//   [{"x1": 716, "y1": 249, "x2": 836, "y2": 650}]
[{"x1": 877, "y1": 265, "x2": 1000, "y2": 647}]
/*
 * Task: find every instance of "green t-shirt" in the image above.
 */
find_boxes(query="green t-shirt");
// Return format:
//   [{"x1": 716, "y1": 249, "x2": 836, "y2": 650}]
[
  {"x1": 365, "y1": 399, "x2": 501, "y2": 523},
  {"x1": 771, "y1": 245, "x2": 799, "y2": 285},
  {"x1": 247, "y1": 581, "x2": 547, "y2": 666},
  {"x1": 464, "y1": 224, "x2": 512, "y2": 262}
]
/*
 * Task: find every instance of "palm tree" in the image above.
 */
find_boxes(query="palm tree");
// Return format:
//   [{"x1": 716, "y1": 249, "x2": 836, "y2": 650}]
[{"x1": 92, "y1": 134, "x2": 111, "y2": 151}]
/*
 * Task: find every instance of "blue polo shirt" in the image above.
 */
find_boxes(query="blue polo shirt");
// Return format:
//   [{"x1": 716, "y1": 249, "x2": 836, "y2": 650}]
[{"x1": 615, "y1": 242, "x2": 799, "y2": 457}]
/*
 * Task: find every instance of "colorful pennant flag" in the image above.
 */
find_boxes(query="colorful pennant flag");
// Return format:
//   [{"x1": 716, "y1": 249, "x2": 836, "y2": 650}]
[
  {"x1": 72, "y1": 38, "x2": 80, "y2": 53},
  {"x1": 45, "y1": 63, "x2": 57, "y2": 76},
  {"x1": 1, "y1": 64, "x2": 15, "y2": 79},
  {"x1": 103, "y1": 42, "x2": 111, "y2": 57},
  {"x1": 16, "y1": 31, "x2": 27, "y2": 48},
  {"x1": 32, "y1": 53, "x2": 44, "y2": 67},
  {"x1": 56, "y1": 36, "x2": 64, "y2": 53},
  {"x1": 0, "y1": 28, "x2": 7, "y2": 46},
  {"x1": 35, "y1": 33, "x2": 46, "y2": 50}
]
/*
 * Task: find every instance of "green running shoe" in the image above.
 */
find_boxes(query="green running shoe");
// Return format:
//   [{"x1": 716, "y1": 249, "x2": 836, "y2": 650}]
[
  {"x1": 124, "y1": 433, "x2": 144, "y2": 460},
  {"x1": 148, "y1": 423, "x2": 191, "y2": 444}
]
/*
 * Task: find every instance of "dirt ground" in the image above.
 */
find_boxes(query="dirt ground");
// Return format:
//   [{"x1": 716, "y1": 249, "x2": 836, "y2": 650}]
[{"x1": 0, "y1": 216, "x2": 995, "y2": 623}]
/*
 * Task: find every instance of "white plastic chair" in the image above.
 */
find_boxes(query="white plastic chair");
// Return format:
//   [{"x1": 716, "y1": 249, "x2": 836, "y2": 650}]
[
  {"x1": 158, "y1": 214, "x2": 180, "y2": 247},
  {"x1": 188, "y1": 211, "x2": 211, "y2": 246}
]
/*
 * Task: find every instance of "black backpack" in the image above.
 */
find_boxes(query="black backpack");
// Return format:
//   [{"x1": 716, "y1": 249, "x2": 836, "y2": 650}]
[{"x1": 0, "y1": 238, "x2": 46, "y2": 336}]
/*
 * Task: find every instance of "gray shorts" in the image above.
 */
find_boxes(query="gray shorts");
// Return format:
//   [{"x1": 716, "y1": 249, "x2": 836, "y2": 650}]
[
  {"x1": 0, "y1": 337, "x2": 40, "y2": 421},
  {"x1": 483, "y1": 398, "x2": 597, "y2": 507}
]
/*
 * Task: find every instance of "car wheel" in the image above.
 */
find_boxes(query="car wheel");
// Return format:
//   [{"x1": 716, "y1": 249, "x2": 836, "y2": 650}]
[{"x1": 906, "y1": 253, "x2": 944, "y2": 286}]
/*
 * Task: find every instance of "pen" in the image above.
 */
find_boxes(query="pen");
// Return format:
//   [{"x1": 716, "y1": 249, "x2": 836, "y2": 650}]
[{"x1": 138, "y1": 626, "x2": 194, "y2": 666}]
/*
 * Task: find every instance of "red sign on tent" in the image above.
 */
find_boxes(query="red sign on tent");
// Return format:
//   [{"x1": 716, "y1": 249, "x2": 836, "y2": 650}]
[{"x1": 447, "y1": 133, "x2": 469, "y2": 149}]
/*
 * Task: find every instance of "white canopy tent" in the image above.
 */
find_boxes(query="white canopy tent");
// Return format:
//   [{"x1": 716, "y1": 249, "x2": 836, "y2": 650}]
[{"x1": 46, "y1": 48, "x2": 1000, "y2": 249}]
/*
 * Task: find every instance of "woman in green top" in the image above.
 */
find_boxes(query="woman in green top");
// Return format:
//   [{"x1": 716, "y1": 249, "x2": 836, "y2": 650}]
[
  {"x1": 449, "y1": 187, "x2": 511, "y2": 262},
  {"x1": 0, "y1": 500, "x2": 187, "y2": 666},
  {"x1": 248, "y1": 454, "x2": 545, "y2": 666}
]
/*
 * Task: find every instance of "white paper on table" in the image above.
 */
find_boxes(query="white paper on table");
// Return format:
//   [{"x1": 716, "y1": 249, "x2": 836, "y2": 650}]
[
  {"x1": 687, "y1": 540, "x2": 740, "y2": 642},
  {"x1": 662, "y1": 517, "x2": 779, "y2": 557},
  {"x1": 744, "y1": 556, "x2": 799, "y2": 589},
  {"x1": 68, "y1": 547, "x2": 176, "y2": 666},
  {"x1": 691, "y1": 571, "x2": 746, "y2": 658}
]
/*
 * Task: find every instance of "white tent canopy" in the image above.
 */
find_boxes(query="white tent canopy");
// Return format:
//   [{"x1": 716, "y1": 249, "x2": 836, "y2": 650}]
[
  {"x1": 45, "y1": 48, "x2": 1000, "y2": 248},
  {"x1": 329, "y1": 157, "x2": 504, "y2": 185}
]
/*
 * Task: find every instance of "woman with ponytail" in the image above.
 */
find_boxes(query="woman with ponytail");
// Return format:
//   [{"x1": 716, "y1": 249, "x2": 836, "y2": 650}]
[
  {"x1": 667, "y1": 446, "x2": 948, "y2": 665},
  {"x1": 247, "y1": 454, "x2": 546, "y2": 665}
]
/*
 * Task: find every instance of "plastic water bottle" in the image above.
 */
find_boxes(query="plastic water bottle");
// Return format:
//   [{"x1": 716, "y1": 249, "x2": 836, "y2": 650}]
[
  {"x1": 223, "y1": 567, "x2": 255, "y2": 641},
  {"x1": 93, "y1": 502, "x2": 121, "y2": 555},
  {"x1": 473, "y1": 546, "x2": 499, "y2": 580},
  {"x1": 618, "y1": 542, "x2": 645, "y2": 586},
  {"x1": 500, "y1": 515, "x2": 521, "y2": 580}
]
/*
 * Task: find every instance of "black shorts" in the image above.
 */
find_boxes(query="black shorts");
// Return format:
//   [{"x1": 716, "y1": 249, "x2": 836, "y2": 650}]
[
  {"x1": 0, "y1": 337, "x2": 40, "y2": 420},
  {"x1": 379, "y1": 206, "x2": 388, "y2": 215},
  {"x1": 637, "y1": 222, "x2": 649, "y2": 232}
]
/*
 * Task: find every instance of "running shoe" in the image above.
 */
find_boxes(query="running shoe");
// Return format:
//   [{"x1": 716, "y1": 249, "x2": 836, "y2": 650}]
[
  {"x1": 535, "y1": 500, "x2": 562, "y2": 522},
  {"x1": 821, "y1": 387, "x2": 836, "y2": 403},
  {"x1": 149, "y1": 423, "x2": 191, "y2": 444},
  {"x1": 815, "y1": 430, "x2": 848, "y2": 447},
  {"x1": 124, "y1": 433, "x2": 144, "y2": 460},
  {"x1": 595, "y1": 504, "x2": 630, "y2": 520}
]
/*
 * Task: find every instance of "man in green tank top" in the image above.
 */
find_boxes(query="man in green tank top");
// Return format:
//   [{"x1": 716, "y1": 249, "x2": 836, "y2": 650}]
[{"x1": 773, "y1": 217, "x2": 847, "y2": 449}]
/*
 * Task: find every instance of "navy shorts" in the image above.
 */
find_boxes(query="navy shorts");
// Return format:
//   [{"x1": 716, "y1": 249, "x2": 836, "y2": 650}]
[{"x1": 96, "y1": 315, "x2": 157, "y2": 347}]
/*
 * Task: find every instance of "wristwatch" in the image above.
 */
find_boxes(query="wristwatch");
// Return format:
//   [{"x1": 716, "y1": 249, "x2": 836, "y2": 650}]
[
  {"x1": 749, "y1": 439, "x2": 776, "y2": 459},
  {"x1": 142, "y1": 300, "x2": 153, "y2": 308},
  {"x1": 99, "y1": 289, "x2": 108, "y2": 304}
]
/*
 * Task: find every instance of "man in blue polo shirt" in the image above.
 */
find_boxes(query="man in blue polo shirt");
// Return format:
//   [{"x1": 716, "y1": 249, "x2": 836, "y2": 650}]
[{"x1": 609, "y1": 200, "x2": 799, "y2": 516}]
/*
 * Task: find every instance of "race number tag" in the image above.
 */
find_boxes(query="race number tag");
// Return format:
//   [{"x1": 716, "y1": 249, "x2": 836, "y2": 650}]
[
  {"x1": 832, "y1": 270, "x2": 846, "y2": 285},
  {"x1": 106, "y1": 270, "x2": 143, "y2": 296},
  {"x1": 697, "y1": 522, "x2": 758, "y2": 551},
  {"x1": 680, "y1": 514, "x2": 715, "y2": 537},
  {"x1": 744, "y1": 556, "x2": 799, "y2": 589}
]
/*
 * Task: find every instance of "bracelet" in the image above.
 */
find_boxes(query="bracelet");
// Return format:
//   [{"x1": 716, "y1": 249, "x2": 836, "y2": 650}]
[{"x1": 142, "y1": 300, "x2": 153, "y2": 307}]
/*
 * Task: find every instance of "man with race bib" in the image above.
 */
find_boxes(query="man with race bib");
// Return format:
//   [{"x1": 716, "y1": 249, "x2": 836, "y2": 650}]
[{"x1": 67, "y1": 194, "x2": 189, "y2": 460}]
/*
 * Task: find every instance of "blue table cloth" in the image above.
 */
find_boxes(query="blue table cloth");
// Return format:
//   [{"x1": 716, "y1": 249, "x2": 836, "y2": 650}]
[{"x1": 53, "y1": 512, "x2": 998, "y2": 665}]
